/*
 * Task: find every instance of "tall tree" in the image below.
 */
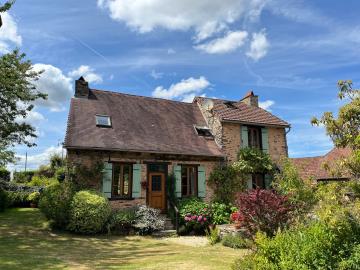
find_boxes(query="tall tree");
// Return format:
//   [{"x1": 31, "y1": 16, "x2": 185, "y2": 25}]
[
  {"x1": 312, "y1": 80, "x2": 360, "y2": 179},
  {"x1": 0, "y1": 50, "x2": 46, "y2": 166},
  {"x1": 0, "y1": 0, "x2": 15, "y2": 28}
]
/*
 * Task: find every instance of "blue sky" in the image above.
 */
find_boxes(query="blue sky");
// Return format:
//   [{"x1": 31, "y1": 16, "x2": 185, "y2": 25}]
[{"x1": 1, "y1": 0, "x2": 359, "y2": 170}]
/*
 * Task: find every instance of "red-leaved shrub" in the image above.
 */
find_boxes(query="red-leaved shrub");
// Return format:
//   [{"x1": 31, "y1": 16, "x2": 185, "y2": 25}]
[{"x1": 233, "y1": 189, "x2": 293, "y2": 237}]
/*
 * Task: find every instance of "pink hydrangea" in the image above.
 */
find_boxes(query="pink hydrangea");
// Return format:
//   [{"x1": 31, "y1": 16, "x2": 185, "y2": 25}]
[
  {"x1": 197, "y1": 216, "x2": 202, "y2": 222},
  {"x1": 203, "y1": 217, "x2": 207, "y2": 222}
]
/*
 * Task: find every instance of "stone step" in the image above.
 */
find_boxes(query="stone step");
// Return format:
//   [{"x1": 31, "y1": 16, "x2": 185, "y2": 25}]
[{"x1": 152, "y1": 230, "x2": 177, "y2": 238}]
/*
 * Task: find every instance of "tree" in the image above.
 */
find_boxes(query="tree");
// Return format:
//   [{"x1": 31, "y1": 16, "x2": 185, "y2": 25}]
[
  {"x1": 312, "y1": 80, "x2": 360, "y2": 179},
  {"x1": 0, "y1": 50, "x2": 46, "y2": 166},
  {"x1": 0, "y1": 1, "x2": 15, "y2": 28}
]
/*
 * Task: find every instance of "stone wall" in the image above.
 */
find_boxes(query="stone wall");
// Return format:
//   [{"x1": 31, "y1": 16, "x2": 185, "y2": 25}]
[
  {"x1": 222, "y1": 123, "x2": 242, "y2": 163},
  {"x1": 268, "y1": 127, "x2": 288, "y2": 163},
  {"x1": 67, "y1": 149, "x2": 221, "y2": 209}
]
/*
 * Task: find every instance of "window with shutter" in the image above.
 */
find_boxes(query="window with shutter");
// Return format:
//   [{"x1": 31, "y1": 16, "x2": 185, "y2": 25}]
[
  {"x1": 197, "y1": 166, "x2": 206, "y2": 198},
  {"x1": 102, "y1": 162, "x2": 112, "y2": 198},
  {"x1": 132, "y1": 164, "x2": 141, "y2": 198}
]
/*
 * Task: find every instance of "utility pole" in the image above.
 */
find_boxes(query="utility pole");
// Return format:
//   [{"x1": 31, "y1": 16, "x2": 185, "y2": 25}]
[{"x1": 24, "y1": 151, "x2": 27, "y2": 172}]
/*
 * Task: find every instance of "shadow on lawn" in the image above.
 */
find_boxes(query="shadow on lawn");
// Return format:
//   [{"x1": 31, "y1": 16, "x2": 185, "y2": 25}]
[{"x1": 0, "y1": 208, "x2": 181, "y2": 269}]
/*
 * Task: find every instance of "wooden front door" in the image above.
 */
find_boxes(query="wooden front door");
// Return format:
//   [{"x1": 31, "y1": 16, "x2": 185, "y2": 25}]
[{"x1": 148, "y1": 172, "x2": 166, "y2": 211}]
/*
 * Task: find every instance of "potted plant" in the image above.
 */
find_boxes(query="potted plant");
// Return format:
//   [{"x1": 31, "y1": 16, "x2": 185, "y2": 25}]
[{"x1": 28, "y1": 191, "x2": 40, "y2": 208}]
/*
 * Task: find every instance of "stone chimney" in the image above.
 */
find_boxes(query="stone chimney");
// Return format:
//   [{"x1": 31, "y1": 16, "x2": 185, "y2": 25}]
[
  {"x1": 75, "y1": 76, "x2": 89, "y2": 98},
  {"x1": 240, "y1": 90, "x2": 258, "y2": 107}
]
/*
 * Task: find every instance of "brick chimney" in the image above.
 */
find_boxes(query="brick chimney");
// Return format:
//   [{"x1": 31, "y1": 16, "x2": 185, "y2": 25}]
[
  {"x1": 75, "y1": 76, "x2": 89, "y2": 98},
  {"x1": 240, "y1": 90, "x2": 258, "y2": 107}
]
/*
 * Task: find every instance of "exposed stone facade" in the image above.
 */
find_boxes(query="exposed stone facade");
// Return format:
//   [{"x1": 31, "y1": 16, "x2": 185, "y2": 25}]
[
  {"x1": 268, "y1": 127, "x2": 288, "y2": 163},
  {"x1": 222, "y1": 123, "x2": 242, "y2": 163},
  {"x1": 67, "y1": 149, "x2": 219, "y2": 209}
]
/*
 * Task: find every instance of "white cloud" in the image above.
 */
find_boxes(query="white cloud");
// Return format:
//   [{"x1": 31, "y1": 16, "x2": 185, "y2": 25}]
[
  {"x1": 32, "y1": 64, "x2": 73, "y2": 112},
  {"x1": 259, "y1": 100, "x2": 275, "y2": 111},
  {"x1": 97, "y1": 0, "x2": 266, "y2": 41},
  {"x1": 152, "y1": 76, "x2": 211, "y2": 101},
  {"x1": 195, "y1": 30, "x2": 248, "y2": 54},
  {"x1": 8, "y1": 146, "x2": 64, "y2": 171},
  {"x1": 15, "y1": 110, "x2": 46, "y2": 125},
  {"x1": 150, "y1": 70, "x2": 163, "y2": 79},
  {"x1": 68, "y1": 65, "x2": 103, "y2": 84},
  {"x1": 0, "y1": 12, "x2": 22, "y2": 53},
  {"x1": 246, "y1": 29, "x2": 269, "y2": 61}
]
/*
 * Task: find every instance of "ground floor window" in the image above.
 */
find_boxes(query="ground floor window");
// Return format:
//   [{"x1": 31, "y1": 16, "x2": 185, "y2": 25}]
[
  {"x1": 181, "y1": 165, "x2": 197, "y2": 197},
  {"x1": 112, "y1": 163, "x2": 132, "y2": 198},
  {"x1": 252, "y1": 173, "x2": 265, "y2": 189}
]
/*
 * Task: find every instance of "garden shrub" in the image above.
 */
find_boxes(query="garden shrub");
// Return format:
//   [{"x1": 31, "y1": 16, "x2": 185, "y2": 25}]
[
  {"x1": 28, "y1": 191, "x2": 40, "y2": 205},
  {"x1": 206, "y1": 226, "x2": 220, "y2": 245},
  {"x1": 134, "y1": 205, "x2": 164, "y2": 235},
  {"x1": 0, "y1": 189, "x2": 9, "y2": 211},
  {"x1": 67, "y1": 190, "x2": 111, "y2": 234},
  {"x1": 27, "y1": 175, "x2": 58, "y2": 187},
  {"x1": 107, "y1": 208, "x2": 136, "y2": 235},
  {"x1": 13, "y1": 170, "x2": 36, "y2": 183},
  {"x1": 38, "y1": 181, "x2": 74, "y2": 228},
  {"x1": 274, "y1": 158, "x2": 316, "y2": 214},
  {"x1": 339, "y1": 244, "x2": 360, "y2": 270},
  {"x1": 6, "y1": 191, "x2": 32, "y2": 207},
  {"x1": 55, "y1": 167, "x2": 66, "y2": 182},
  {"x1": 222, "y1": 234, "x2": 251, "y2": 249},
  {"x1": 0, "y1": 167, "x2": 10, "y2": 182},
  {"x1": 233, "y1": 189, "x2": 293, "y2": 237},
  {"x1": 178, "y1": 197, "x2": 210, "y2": 234},
  {"x1": 208, "y1": 165, "x2": 243, "y2": 204},
  {"x1": 234, "y1": 217, "x2": 360, "y2": 270},
  {"x1": 210, "y1": 202, "x2": 237, "y2": 225}
]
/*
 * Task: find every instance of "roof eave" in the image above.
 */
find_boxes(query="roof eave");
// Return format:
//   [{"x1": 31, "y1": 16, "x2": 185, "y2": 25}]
[
  {"x1": 221, "y1": 119, "x2": 290, "y2": 128},
  {"x1": 64, "y1": 145, "x2": 226, "y2": 159}
]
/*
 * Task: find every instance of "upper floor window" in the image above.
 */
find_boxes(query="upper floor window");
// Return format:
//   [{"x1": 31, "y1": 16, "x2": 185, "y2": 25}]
[
  {"x1": 181, "y1": 165, "x2": 197, "y2": 197},
  {"x1": 248, "y1": 126, "x2": 261, "y2": 149},
  {"x1": 96, "y1": 115, "x2": 111, "y2": 127},
  {"x1": 195, "y1": 126, "x2": 213, "y2": 138},
  {"x1": 252, "y1": 174, "x2": 265, "y2": 189}
]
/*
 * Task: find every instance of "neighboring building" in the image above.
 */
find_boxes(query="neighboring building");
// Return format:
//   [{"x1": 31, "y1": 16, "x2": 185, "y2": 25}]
[
  {"x1": 64, "y1": 77, "x2": 290, "y2": 210},
  {"x1": 291, "y1": 147, "x2": 352, "y2": 182}
]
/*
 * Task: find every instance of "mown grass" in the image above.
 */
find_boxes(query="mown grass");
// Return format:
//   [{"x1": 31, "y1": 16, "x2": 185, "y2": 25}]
[{"x1": 0, "y1": 208, "x2": 245, "y2": 269}]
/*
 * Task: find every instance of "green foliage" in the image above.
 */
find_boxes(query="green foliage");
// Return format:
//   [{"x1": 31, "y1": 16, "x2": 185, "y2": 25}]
[
  {"x1": 28, "y1": 191, "x2": 40, "y2": 204},
  {"x1": 0, "y1": 167, "x2": 10, "y2": 181},
  {"x1": 67, "y1": 190, "x2": 111, "y2": 234},
  {"x1": 210, "y1": 202, "x2": 237, "y2": 225},
  {"x1": 13, "y1": 170, "x2": 35, "y2": 183},
  {"x1": 38, "y1": 182, "x2": 74, "y2": 228},
  {"x1": 274, "y1": 158, "x2": 316, "y2": 214},
  {"x1": 55, "y1": 167, "x2": 66, "y2": 182},
  {"x1": 6, "y1": 191, "x2": 31, "y2": 207},
  {"x1": 26, "y1": 175, "x2": 58, "y2": 187},
  {"x1": 133, "y1": 205, "x2": 165, "y2": 235},
  {"x1": 0, "y1": 50, "x2": 47, "y2": 166},
  {"x1": 232, "y1": 147, "x2": 275, "y2": 175},
  {"x1": 0, "y1": 0, "x2": 15, "y2": 13},
  {"x1": 68, "y1": 162, "x2": 104, "y2": 190},
  {"x1": 178, "y1": 197, "x2": 210, "y2": 234},
  {"x1": 208, "y1": 165, "x2": 244, "y2": 204},
  {"x1": 107, "y1": 208, "x2": 136, "y2": 235},
  {"x1": 222, "y1": 234, "x2": 251, "y2": 249},
  {"x1": 339, "y1": 244, "x2": 360, "y2": 270},
  {"x1": 49, "y1": 154, "x2": 64, "y2": 170},
  {"x1": 206, "y1": 226, "x2": 220, "y2": 245},
  {"x1": 0, "y1": 189, "x2": 9, "y2": 211}
]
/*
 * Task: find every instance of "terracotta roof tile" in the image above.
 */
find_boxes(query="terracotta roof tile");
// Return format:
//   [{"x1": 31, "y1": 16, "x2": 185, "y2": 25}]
[
  {"x1": 291, "y1": 147, "x2": 352, "y2": 180},
  {"x1": 64, "y1": 89, "x2": 224, "y2": 158},
  {"x1": 195, "y1": 97, "x2": 290, "y2": 127}
]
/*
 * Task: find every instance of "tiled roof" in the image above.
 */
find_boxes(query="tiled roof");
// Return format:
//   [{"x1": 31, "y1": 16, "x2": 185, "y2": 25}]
[
  {"x1": 64, "y1": 89, "x2": 224, "y2": 158},
  {"x1": 291, "y1": 147, "x2": 352, "y2": 180},
  {"x1": 195, "y1": 97, "x2": 290, "y2": 127}
]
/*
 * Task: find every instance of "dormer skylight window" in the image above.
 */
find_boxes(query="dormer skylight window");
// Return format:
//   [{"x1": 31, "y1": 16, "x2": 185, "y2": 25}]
[
  {"x1": 96, "y1": 115, "x2": 112, "y2": 127},
  {"x1": 195, "y1": 126, "x2": 213, "y2": 137}
]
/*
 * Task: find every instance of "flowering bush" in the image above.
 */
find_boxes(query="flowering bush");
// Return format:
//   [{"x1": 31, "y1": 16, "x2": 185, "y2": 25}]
[
  {"x1": 178, "y1": 197, "x2": 211, "y2": 234},
  {"x1": 233, "y1": 189, "x2": 294, "y2": 237},
  {"x1": 210, "y1": 202, "x2": 237, "y2": 225},
  {"x1": 134, "y1": 205, "x2": 164, "y2": 235}
]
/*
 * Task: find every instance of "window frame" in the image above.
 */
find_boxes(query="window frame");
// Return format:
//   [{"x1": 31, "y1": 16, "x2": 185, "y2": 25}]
[
  {"x1": 111, "y1": 163, "x2": 133, "y2": 199},
  {"x1": 95, "y1": 114, "x2": 112, "y2": 127},
  {"x1": 252, "y1": 173, "x2": 265, "y2": 189},
  {"x1": 181, "y1": 165, "x2": 198, "y2": 197},
  {"x1": 194, "y1": 126, "x2": 213, "y2": 138},
  {"x1": 247, "y1": 126, "x2": 262, "y2": 149}
]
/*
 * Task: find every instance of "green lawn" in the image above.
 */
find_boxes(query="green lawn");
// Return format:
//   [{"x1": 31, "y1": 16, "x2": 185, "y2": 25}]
[{"x1": 0, "y1": 208, "x2": 246, "y2": 270}]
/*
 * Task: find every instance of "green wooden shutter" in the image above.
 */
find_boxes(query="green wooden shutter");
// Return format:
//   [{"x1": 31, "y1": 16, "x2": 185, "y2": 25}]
[
  {"x1": 198, "y1": 166, "x2": 206, "y2": 198},
  {"x1": 132, "y1": 164, "x2": 141, "y2": 198},
  {"x1": 261, "y1": 128, "x2": 269, "y2": 154},
  {"x1": 102, "y1": 162, "x2": 112, "y2": 198},
  {"x1": 264, "y1": 174, "x2": 272, "y2": 190},
  {"x1": 241, "y1": 125, "x2": 249, "y2": 148},
  {"x1": 174, "y1": 165, "x2": 182, "y2": 198}
]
